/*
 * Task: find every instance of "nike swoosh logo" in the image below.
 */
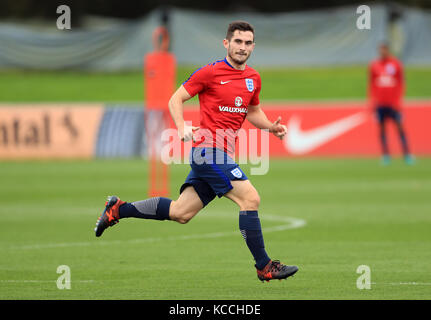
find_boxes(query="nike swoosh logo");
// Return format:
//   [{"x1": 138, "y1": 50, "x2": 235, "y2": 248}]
[
  {"x1": 284, "y1": 112, "x2": 366, "y2": 154},
  {"x1": 220, "y1": 80, "x2": 231, "y2": 84}
]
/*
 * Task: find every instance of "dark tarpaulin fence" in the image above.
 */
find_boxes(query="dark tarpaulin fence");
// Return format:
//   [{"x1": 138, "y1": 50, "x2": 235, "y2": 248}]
[{"x1": 0, "y1": 5, "x2": 430, "y2": 70}]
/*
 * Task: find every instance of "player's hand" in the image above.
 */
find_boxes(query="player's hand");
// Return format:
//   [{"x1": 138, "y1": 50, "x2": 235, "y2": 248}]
[
  {"x1": 179, "y1": 124, "x2": 200, "y2": 142},
  {"x1": 269, "y1": 116, "x2": 287, "y2": 140}
]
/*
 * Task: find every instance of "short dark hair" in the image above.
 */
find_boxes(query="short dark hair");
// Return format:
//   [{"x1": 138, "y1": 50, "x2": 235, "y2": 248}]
[
  {"x1": 226, "y1": 21, "x2": 255, "y2": 41},
  {"x1": 380, "y1": 41, "x2": 390, "y2": 49}
]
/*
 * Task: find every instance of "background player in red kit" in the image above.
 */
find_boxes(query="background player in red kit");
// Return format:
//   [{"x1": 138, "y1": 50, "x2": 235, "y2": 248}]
[
  {"x1": 368, "y1": 42, "x2": 414, "y2": 165},
  {"x1": 94, "y1": 21, "x2": 299, "y2": 282}
]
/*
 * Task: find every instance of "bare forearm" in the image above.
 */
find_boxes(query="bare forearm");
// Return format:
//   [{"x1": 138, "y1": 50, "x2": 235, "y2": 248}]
[
  {"x1": 168, "y1": 96, "x2": 185, "y2": 132},
  {"x1": 168, "y1": 86, "x2": 198, "y2": 142},
  {"x1": 247, "y1": 107, "x2": 273, "y2": 130},
  {"x1": 247, "y1": 105, "x2": 287, "y2": 139}
]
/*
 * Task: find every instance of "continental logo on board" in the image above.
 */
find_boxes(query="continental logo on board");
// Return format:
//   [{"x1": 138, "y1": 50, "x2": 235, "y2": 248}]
[{"x1": 0, "y1": 105, "x2": 103, "y2": 158}]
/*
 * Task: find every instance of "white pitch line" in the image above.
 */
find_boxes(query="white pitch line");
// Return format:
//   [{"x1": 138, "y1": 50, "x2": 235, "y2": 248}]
[
  {"x1": 7, "y1": 214, "x2": 306, "y2": 250},
  {"x1": 369, "y1": 281, "x2": 431, "y2": 286},
  {"x1": 388, "y1": 282, "x2": 431, "y2": 286}
]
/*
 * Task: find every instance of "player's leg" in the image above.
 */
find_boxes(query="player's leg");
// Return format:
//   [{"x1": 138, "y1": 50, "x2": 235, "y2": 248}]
[
  {"x1": 95, "y1": 194, "x2": 169, "y2": 237},
  {"x1": 118, "y1": 186, "x2": 204, "y2": 224},
  {"x1": 376, "y1": 107, "x2": 390, "y2": 165},
  {"x1": 224, "y1": 179, "x2": 260, "y2": 211},
  {"x1": 392, "y1": 110, "x2": 414, "y2": 164},
  {"x1": 95, "y1": 148, "x2": 218, "y2": 237},
  {"x1": 95, "y1": 185, "x2": 205, "y2": 237},
  {"x1": 224, "y1": 179, "x2": 298, "y2": 281},
  {"x1": 379, "y1": 121, "x2": 391, "y2": 165},
  {"x1": 168, "y1": 186, "x2": 204, "y2": 224},
  {"x1": 224, "y1": 180, "x2": 268, "y2": 269},
  {"x1": 189, "y1": 147, "x2": 297, "y2": 281}
]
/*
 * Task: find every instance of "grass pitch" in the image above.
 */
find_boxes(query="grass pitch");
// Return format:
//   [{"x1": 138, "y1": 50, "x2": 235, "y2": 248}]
[
  {"x1": 1, "y1": 158, "x2": 430, "y2": 299},
  {"x1": 1, "y1": 65, "x2": 430, "y2": 299},
  {"x1": 1, "y1": 66, "x2": 431, "y2": 102}
]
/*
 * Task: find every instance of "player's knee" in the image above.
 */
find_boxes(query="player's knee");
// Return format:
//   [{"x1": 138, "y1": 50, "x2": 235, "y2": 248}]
[
  {"x1": 251, "y1": 194, "x2": 261, "y2": 209},
  {"x1": 169, "y1": 201, "x2": 196, "y2": 224},
  {"x1": 175, "y1": 217, "x2": 190, "y2": 224},
  {"x1": 242, "y1": 193, "x2": 260, "y2": 210},
  {"x1": 170, "y1": 211, "x2": 190, "y2": 224},
  {"x1": 175, "y1": 213, "x2": 193, "y2": 224}
]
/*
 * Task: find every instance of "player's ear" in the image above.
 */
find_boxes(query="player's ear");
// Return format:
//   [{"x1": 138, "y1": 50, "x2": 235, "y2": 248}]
[{"x1": 223, "y1": 39, "x2": 229, "y2": 49}]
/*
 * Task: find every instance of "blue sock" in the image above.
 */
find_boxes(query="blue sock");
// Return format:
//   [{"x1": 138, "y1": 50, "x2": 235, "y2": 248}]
[
  {"x1": 239, "y1": 210, "x2": 271, "y2": 270},
  {"x1": 119, "y1": 197, "x2": 171, "y2": 220}
]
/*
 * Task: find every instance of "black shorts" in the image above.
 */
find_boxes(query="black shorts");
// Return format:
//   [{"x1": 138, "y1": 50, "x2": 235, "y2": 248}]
[{"x1": 376, "y1": 106, "x2": 402, "y2": 124}]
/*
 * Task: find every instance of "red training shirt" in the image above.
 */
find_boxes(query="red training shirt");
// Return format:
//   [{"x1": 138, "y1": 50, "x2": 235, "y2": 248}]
[
  {"x1": 182, "y1": 58, "x2": 261, "y2": 156},
  {"x1": 368, "y1": 56, "x2": 405, "y2": 110}
]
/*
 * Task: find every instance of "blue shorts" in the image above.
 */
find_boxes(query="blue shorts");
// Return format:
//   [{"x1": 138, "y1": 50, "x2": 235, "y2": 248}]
[
  {"x1": 376, "y1": 106, "x2": 402, "y2": 124},
  {"x1": 179, "y1": 147, "x2": 248, "y2": 207}
]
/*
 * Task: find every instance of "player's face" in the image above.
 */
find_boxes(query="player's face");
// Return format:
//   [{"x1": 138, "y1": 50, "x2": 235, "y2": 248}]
[
  {"x1": 224, "y1": 30, "x2": 255, "y2": 66},
  {"x1": 379, "y1": 45, "x2": 390, "y2": 59}
]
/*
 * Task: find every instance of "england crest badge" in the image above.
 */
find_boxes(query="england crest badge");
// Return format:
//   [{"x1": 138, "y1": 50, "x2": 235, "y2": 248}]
[
  {"x1": 231, "y1": 168, "x2": 243, "y2": 179},
  {"x1": 245, "y1": 78, "x2": 254, "y2": 92},
  {"x1": 385, "y1": 63, "x2": 396, "y2": 75}
]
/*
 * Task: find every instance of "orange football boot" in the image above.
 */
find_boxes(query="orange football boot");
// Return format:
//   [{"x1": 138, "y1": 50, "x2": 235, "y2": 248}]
[
  {"x1": 95, "y1": 196, "x2": 126, "y2": 237},
  {"x1": 256, "y1": 260, "x2": 298, "y2": 282}
]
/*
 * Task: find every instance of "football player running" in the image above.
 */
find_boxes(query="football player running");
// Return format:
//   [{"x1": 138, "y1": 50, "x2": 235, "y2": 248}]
[{"x1": 95, "y1": 21, "x2": 298, "y2": 282}]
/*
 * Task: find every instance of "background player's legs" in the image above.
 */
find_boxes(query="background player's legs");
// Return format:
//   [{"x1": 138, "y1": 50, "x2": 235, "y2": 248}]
[
  {"x1": 394, "y1": 117, "x2": 413, "y2": 163},
  {"x1": 119, "y1": 186, "x2": 203, "y2": 224},
  {"x1": 396, "y1": 122, "x2": 409, "y2": 155},
  {"x1": 379, "y1": 120, "x2": 389, "y2": 158},
  {"x1": 376, "y1": 107, "x2": 390, "y2": 165},
  {"x1": 224, "y1": 180, "x2": 271, "y2": 270}
]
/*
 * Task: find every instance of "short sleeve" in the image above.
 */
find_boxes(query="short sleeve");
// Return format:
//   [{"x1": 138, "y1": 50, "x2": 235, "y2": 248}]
[
  {"x1": 396, "y1": 60, "x2": 404, "y2": 81},
  {"x1": 249, "y1": 74, "x2": 261, "y2": 106},
  {"x1": 182, "y1": 65, "x2": 212, "y2": 97}
]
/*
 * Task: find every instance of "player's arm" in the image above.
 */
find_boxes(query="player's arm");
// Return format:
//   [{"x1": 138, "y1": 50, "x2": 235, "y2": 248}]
[
  {"x1": 396, "y1": 62, "x2": 405, "y2": 108},
  {"x1": 367, "y1": 64, "x2": 376, "y2": 109},
  {"x1": 247, "y1": 104, "x2": 287, "y2": 139},
  {"x1": 367, "y1": 63, "x2": 377, "y2": 111},
  {"x1": 168, "y1": 85, "x2": 199, "y2": 142}
]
